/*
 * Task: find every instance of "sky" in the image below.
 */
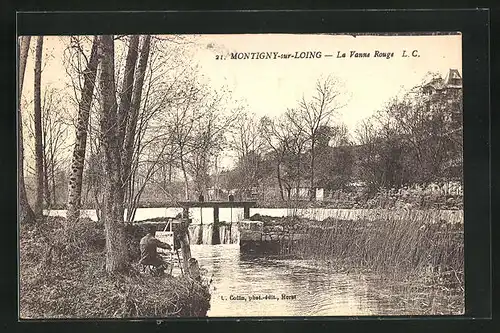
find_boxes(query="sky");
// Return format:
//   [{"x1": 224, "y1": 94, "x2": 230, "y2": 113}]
[
  {"x1": 21, "y1": 33, "x2": 462, "y2": 170},
  {"x1": 190, "y1": 33, "x2": 462, "y2": 132}
]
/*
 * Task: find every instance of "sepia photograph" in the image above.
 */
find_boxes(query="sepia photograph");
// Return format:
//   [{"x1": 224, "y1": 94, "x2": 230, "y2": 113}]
[{"x1": 18, "y1": 33, "x2": 464, "y2": 318}]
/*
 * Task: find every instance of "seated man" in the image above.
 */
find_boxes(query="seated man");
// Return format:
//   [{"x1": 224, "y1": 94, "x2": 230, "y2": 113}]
[
  {"x1": 139, "y1": 225, "x2": 172, "y2": 272},
  {"x1": 188, "y1": 257, "x2": 202, "y2": 282}
]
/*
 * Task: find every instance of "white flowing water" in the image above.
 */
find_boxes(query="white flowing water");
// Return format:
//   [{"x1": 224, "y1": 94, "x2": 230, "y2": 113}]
[{"x1": 187, "y1": 223, "x2": 240, "y2": 245}]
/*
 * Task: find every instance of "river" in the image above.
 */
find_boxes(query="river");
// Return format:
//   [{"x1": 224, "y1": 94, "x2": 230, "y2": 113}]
[
  {"x1": 189, "y1": 244, "x2": 397, "y2": 317},
  {"x1": 45, "y1": 207, "x2": 462, "y2": 316}
]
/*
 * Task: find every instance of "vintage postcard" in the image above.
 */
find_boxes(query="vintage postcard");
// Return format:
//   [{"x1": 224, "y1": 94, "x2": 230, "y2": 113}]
[{"x1": 18, "y1": 33, "x2": 463, "y2": 318}]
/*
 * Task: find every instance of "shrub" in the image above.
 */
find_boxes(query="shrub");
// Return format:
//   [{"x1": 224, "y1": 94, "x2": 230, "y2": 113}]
[{"x1": 19, "y1": 217, "x2": 210, "y2": 319}]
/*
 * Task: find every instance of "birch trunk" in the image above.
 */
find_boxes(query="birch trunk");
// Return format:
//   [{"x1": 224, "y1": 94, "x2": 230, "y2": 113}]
[{"x1": 66, "y1": 37, "x2": 99, "y2": 224}]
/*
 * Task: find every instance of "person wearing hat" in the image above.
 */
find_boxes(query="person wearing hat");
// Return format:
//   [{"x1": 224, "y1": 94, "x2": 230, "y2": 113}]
[
  {"x1": 139, "y1": 225, "x2": 172, "y2": 273},
  {"x1": 188, "y1": 257, "x2": 202, "y2": 282}
]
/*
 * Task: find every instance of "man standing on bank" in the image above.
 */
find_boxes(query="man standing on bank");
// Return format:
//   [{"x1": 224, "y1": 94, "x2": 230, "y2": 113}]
[{"x1": 139, "y1": 225, "x2": 172, "y2": 273}]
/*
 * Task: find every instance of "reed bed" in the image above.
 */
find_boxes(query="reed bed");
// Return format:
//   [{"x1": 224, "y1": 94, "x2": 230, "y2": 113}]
[
  {"x1": 291, "y1": 212, "x2": 463, "y2": 285},
  {"x1": 19, "y1": 217, "x2": 210, "y2": 319},
  {"x1": 264, "y1": 210, "x2": 464, "y2": 314}
]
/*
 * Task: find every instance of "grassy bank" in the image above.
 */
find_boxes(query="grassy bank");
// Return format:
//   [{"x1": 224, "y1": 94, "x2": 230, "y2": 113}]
[
  {"x1": 253, "y1": 213, "x2": 464, "y2": 314},
  {"x1": 19, "y1": 217, "x2": 210, "y2": 318}
]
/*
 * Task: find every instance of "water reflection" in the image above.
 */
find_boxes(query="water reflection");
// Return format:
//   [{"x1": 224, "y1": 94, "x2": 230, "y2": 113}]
[{"x1": 190, "y1": 244, "x2": 381, "y2": 317}]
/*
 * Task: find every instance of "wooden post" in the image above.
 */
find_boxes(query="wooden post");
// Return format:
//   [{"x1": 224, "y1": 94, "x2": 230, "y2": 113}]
[
  {"x1": 177, "y1": 219, "x2": 191, "y2": 273},
  {"x1": 213, "y1": 206, "x2": 219, "y2": 223},
  {"x1": 212, "y1": 205, "x2": 221, "y2": 244},
  {"x1": 244, "y1": 205, "x2": 250, "y2": 219},
  {"x1": 197, "y1": 206, "x2": 203, "y2": 245}
]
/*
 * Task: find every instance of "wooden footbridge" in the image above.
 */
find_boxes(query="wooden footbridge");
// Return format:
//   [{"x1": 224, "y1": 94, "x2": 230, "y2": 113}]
[
  {"x1": 171, "y1": 200, "x2": 302, "y2": 256},
  {"x1": 177, "y1": 200, "x2": 257, "y2": 245},
  {"x1": 177, "y1": 200, "x2": 257, "y2": 222}
]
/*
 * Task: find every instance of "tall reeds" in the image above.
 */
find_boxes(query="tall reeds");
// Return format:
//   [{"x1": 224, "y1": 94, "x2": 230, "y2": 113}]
[{"x1": 290, "y1": 211, "x2": 463, "y2": 288}]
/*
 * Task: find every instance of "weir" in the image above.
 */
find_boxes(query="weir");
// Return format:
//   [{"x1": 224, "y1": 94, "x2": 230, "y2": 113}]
[
  {"x1": 177, "y1": 201, "x2": 309, "y2": 254},
  {"x1": 178, "y1": 200, "x2": 256, "y2": 245},
  {"x1": 188, "y1": 223, "x2": 240, "y2": 245},
  {"x1": 177, "y1": 200, "x2": 306, "y2": 255}
]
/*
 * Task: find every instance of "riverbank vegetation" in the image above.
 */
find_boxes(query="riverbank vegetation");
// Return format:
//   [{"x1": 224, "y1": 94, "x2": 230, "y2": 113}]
[
  {"x1": 19, "y1": 217, "x2": 210, "y2": 318},
  {"x1": 253, "y1": 213, "x2": 464, "y2": 314}
]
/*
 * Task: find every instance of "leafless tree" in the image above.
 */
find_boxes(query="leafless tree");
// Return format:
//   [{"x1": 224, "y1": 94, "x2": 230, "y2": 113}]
[
  {"x1": 186, "y1": 91, "x2": 242, "y2": 198},
  {"x1": 226, "y1": 112, "x2": 267, "y2": 198},
  {"x1": 260, "y1": 115, "x2": 293, "y2": 201},
  {"x1": 41, "y1": 88, "x2": 71, "y2": 206},
  {"x1": 98, "y1": 35, "x2": 129, "y2": 272},
  {"x1": 24, "y1": 87, "x2": 70, "y2": 207},
  {"x1": 229, "y1": 112, "x2": 265, "y2": 159},
  {"x1": 18, "y1": 36, "x2": 36, "y2": 224},
  {"x1": 286, "y1": 75, "x2": 346, "y2": 200},
  {"x1": 33, "y1": 36, "x2": 44, "y2": 217},
  {"x1": 66, "y1": 36, "x2": 101, "y2": 224}
]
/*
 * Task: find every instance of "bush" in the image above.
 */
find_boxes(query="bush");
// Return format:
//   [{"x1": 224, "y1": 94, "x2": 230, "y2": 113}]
[
  {"x1": 19, "y1": 217, "x2": 211, "y2": 318},
  {"x1": 255, "y1": 189, "x2": 463, "y2": 210}
]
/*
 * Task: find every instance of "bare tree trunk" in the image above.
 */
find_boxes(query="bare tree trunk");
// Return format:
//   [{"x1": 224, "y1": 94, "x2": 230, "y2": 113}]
[
  {"x1": 168, "y1": 156, "x2": 173, "y2": 184},
  {"x1": 180, "y1": 152, "x2": 189, "y2": 200},
  {"x1": 67, "y1": 37, "x2": 99, "y2": 224},
  {"x1": 121, "y1": 35, "x2": 150, "y2": 216},
  {"x1": 34, "y1": 36, "x2": 44, "y2": 217},
  {"x1": 18, "y1": 36, "x2": 36, "y2": 224},
  {"x1": 42, "y1": 144, "x2": 51, "y2": 206},
  {"x1": 116, "y1": 35, "x2": 140, "y2": 221},
  {"x1": 296, "y1": 149, "x2": 301, "y2": 200},
  {"x1": 51, "y1": 161, "x2": 56, "y2": 205},
  {"x1": 42, "y1": 125, "x2": 52, "y2": 206},
  {"x1": 276, "y1": 163, "x2": 285, "y2": 201},
  {"x1": 99, "y1": 35, "x2": 128, "y2": 273},
  {"x1": 309, "y1": 139, "x2": 315, "y2": 201}
]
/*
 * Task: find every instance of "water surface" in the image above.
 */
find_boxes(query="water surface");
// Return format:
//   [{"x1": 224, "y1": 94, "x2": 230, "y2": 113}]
[{"x1": 189, "y1": 244, "x2": 385, "y2": 317}]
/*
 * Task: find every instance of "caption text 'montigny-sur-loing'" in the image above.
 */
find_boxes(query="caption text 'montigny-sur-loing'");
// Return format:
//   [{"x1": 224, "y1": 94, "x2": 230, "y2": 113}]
[{"x1": 214, "y1": 50, "x2": 420, "y2": 60}]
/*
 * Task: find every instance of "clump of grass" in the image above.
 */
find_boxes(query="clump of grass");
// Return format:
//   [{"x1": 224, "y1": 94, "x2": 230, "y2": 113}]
[
  {"x1": 19, "y1": 217, "x2": 211, "y2": 319},
  {"x1": 289, "y1": 211, "x2": 464, "y2": 291},
  {"x1": 296, "y1": 215, "x2": 462, "y2": 281},
  {"x1": 371, "y1": 275, "x2": 465, "y2": 315},
  {"x1": 278, "y1": 212, "x2": 464, "y2": 314}
]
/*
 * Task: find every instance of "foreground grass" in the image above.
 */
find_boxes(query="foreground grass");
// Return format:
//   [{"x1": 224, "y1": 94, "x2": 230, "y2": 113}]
[
  {"x1": 19, "y1": 217, "x2": 210, "y2": 318},
  {"x1": 371, "y1": 275, "x2": 464, "y2": 315},
  {"x1": 255, "y1": 212, "x2": 464, "y2": 315}
]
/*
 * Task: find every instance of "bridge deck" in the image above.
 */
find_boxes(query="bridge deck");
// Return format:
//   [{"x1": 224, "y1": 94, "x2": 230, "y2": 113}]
[
  {"x1": 177, "y1": 201, "x2": 257, "y2": 221},
  {"x1": 177, "y1": 201, "x2": 257, "y2": 208}
]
